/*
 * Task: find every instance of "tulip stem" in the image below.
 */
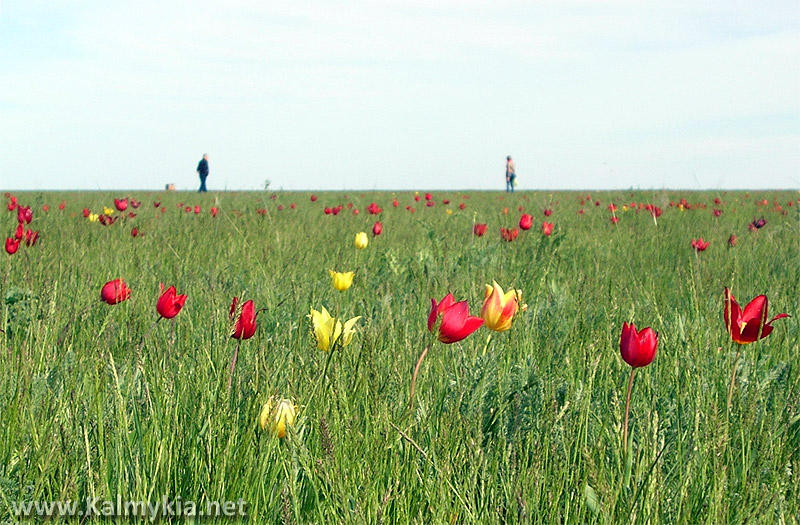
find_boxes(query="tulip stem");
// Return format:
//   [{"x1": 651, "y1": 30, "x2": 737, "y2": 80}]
[
  {"x1": 622, "y1": 368, "x2": 636, "y2": 456},
  {"x1": 408, "y1": 346, "x2": 430, "y2": 411},
  {"x1": 727, "y1": 348, "x2": 742, "y2": 411},
  {"x1": 227, "y1": 339, "x2": 241, "y2": 391}
]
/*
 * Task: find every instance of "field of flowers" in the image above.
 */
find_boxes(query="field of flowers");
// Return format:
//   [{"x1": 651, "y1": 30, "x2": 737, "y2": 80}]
[{"x1": 1, "y1": 189, "x2": 798, "y2": 523}]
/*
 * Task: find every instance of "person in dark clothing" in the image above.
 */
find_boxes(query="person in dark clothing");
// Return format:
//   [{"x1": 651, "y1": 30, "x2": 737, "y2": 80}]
[{"x1": 197, "y1": 154, "x2": 209, "y2": 192}]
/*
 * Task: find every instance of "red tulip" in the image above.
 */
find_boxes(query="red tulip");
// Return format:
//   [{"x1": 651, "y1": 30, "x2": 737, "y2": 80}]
[
  {"x1": 424, "y1": 193, "x2": 433, "y2": 201},
  {"x1": 229, "y1": 297, "x2": 258, "y2": 340},
  {"x1": 723, "y1": 288, "x2": 789, "y2": 344},
  {"x1": 310, "y1": 194, "x2": 318, "y2": 202},
  {"x1": 372, "y1": 221, "x2": 383, "y2": 236},
  {"x1": 157, "y1": 284, "x2": 187, "y2": 319},
  {"x1": 14, "y1": 223, "x2": 23, "y2": 240},
  {"x1": 712, "y1": 209, "x2": 722, "y2": 217},
  {"x1": 324, "y1": 207, "x2": 332, "y2": 215},
  {"x1": 58, "y1": 202, "x2": 66, "y2": 210},
  {"x1": 541, "y1": 222, "x2": 554, "y2": 236},
  {"x1": 194, "y1": 205, "x2": 201, "y2": 214},
  {"x1": 24, "y1": 229, "x2": 38, "y2": 246},
  {"x1": 42, "y1": 204, "x2": 50, "y2": 212},
  {"x1": 100, "y1": 279, "x2": 131, "y2": 305},
  {"x1": 5, "y1": 238, "x2": 19, "y2": 255},
  {"x1": 82, "y1": 208, "x2": 91, "y2": 217},
  {"x1": 519, "y1": 214, "x2": 533, "y2": 230},
  {"x1": 619, "y1": 322, "x2": 658, "y2": 368},
  {"x1": 290, "y1": 203, "x2": 296, "y2": 209},
  {"x1": 459, "y1": 203, "x2": 466, "y2": 210},
  {"x1": 414, "y1": 195, "x2": 421, "y2": 202},
  {"x1": 131, "y1": 227, "x2": 139, "y2": 237},
  {"x1": 114, "y1": 198, "x2": 128, "y2": 212},
  {"x1": 130, "y1": 199, "x2": 141, "y2": 209},
  {"x1": 426, "y1": 201, "x2": 435, "y2": 207},
  {"x1": 392, "y1": 198, "x2": 399, "y2": 207},
  {"x1": 427, "y1": 293, "x2": 484, "y2": 344},
  {"x1": 352, "y1": 208, "x2": 359, "y2": 215},
  {"x1": 691, "y1": 238, "x2": 709, "y2": 252},
  {"x1": 728, "y1": 234, "x2": 737, "y2": 247},
  {"x1": 607, "y1": 204, "x2": 617, "y2": 213},
  {"x1": 17, "y1": 206, "x2": 33, "y2": 224},
  {"x1": 367, "y1": 202, "x2": 382, "y2": 214},
  {"x1": 473, "y1": 223, "x2": 488, "y2": 237},
  {"x1": 278, "y1": 205, "x2": 285, "y2": 211},
  {"x1": 153, "y1": 201, "x2": 161, "y2": 208},
  {"x1": 184, "y1": 206, "x2": 191, "y2": 213},
  {"x1": 500, "y1": 227, "x2": 519, "y2": 242},
  {"x1": 610, "y1": 216, "x2": 619, "y2": 224},
  {"x1": 543, "y1": 208, "x2": 553, "y2": 216},
  {"x1": 210, "y1": 207, "x2": 219, "y2": 217}
]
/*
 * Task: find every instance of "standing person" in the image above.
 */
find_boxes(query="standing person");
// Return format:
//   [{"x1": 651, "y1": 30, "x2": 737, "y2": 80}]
[
  {"x1": 197, "y1": 154, "x2": 209, "y2": 192},
  {"x1": 505, "y1": 155, "x2": 516, "y2": 192}
]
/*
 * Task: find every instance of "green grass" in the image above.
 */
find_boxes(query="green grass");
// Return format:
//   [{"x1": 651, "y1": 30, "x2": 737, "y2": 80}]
[{"x1": 1, "y1": 189, "x2": 798, "y2": 523}]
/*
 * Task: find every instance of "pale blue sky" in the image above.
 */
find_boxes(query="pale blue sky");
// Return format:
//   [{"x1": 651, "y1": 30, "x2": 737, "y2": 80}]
[{"x1": 1, "y1": 1, "x2": 798, "y2": 191}]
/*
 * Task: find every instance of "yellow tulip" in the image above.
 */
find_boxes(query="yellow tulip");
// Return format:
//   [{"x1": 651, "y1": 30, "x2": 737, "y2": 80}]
[
  {"x1": 259, "y1": 396, "x2": 296, "y2": 438},
  {"x1": 621, "y1": 205, "x2": 628, "y2": 212},
  {"x1": 445, "y1": 209, "x2": 453, "y2": 215},
  {"x1": 103, "y1": 207, "x2": 114, "y2": 215},
  {"x1": 329, "y1": 270, "x2": 355, "y2": 291},
  {"x1": 88, "y1": 213, "x2": 99, "y2": 222},
  {"x1": 354, "y1": 232, "x2": 369, "y2": 249},
  {"x1": 309, "y1": 306, "x2": 361, "y2": 351},
  {"x1": 481, "y1": 281, "x2": 525, "y2": 332}
]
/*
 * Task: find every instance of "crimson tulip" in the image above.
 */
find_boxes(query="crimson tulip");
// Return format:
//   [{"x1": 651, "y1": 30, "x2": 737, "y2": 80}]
[
  {"x1": 310, "y1": 194, "x2": 318, "y2": 202},
  {"x1": 619, "y1": 322, "x2": 658, "y2": 368},
  {"x1": 372, "y1": 221, "x2": 383, "y2": 236},
  {"x1": 100, "y1": 279, "x2": 131, "y2": 305},
  {"x1": 427, "y1": 293, "x2": 484, "y2": 344},
  {"x1": 14, "y1": 223, "x2": 23, "y2": 240},
  {"x1": 82, "y1": 207, "x2": 91, "y2": 217},
  {"x1": 519, "y1": 214, "x2": 533, "y2": 230},
  {"x1": 17, "y1": 206, "x2": 32, "y2": 224},
  {"x1": 723, "y1": 288, "x2": 789, "y2": 344},
  {"x1": 543, "y1": 208, "x2": 553, "y2": 216},
  {"x1": 691, "y1": 238, "x2": 709, "y2": 252},
  {"x1": 501, "y1": 227, "x2": 519, "y2": 242},
  {"x1": 5, "y1": 238, "x2": 19, "y2": 255},
  {"x1": 114, "y1": 198, "x2": 128, "y2": 211},
  {"x1": 473, "y1": 223, "x2": 488, "y2": 237},
  {"x1": 210, "y1": 207, "x2": 219, "y2": 217},
  {"x1": 157, "y1": 284, "x2": 187, "y2": 319},
  {"x1": 229, "y1": 297, "x2": 258, "y2": 340},
  {"x1": 24, "y1": 229, "x2": 38, "y2": 246},
  {"x1": 728, "y1": 234, "x2": 737, "y2": 247},
  {"x1": 541, "y1": 222, "x2": 554, "y2": 236}
]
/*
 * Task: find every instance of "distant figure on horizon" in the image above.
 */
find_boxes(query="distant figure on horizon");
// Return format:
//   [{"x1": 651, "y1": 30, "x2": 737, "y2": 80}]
[
  {"x1": 197, "y1": 154, "x2": 209, "y2": 192},
  {"x1": 505, "y1": 155, "x2": 516, "y2": 192}
]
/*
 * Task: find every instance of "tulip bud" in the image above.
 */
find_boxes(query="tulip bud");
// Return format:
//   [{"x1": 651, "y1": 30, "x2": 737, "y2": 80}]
[
  {"x1": 354, "y1": 232, "x2": 369, "y2": 249},
  {"x1": 329, "y1": 270, "x2": 355, "y2": 291},
  {"x1": 259, "y1": 397, "x2": 297, "y2": 438}
]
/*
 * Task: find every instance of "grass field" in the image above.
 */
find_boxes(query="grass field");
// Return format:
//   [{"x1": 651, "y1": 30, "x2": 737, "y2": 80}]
[{"x1": 1, "y1": 189, "x2": 798, "y2": 523}]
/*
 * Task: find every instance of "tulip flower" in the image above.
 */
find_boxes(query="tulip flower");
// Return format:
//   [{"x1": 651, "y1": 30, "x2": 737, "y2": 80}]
[
  {"x1": 541, "y1": 222, "x2": 554, "y2": 236},
  {"x1": 310, "y1": 194, "x2": 318, "y2": 202},
  {"x1": 259, "y1": 396, "x2": 297, "y2": 438},
  {"x1": 543, "y1": 208, "x2": 553, "y2": 216},
  {"x1": 88, "y1": 213, "x2": 99, "y2": 222},
  {"x1": 17, "y1": 206, "x2": 33, "y2": 224},
  {"x1": 500, "y1": 227, "x2": 519, "y2": 242},
  {"x1": 473, "y1": 223, "x2": 488, "y2": 237},
  {"x1": 82, "y1": 207, "x2": 91, "y2": 217},
  {"x1": 723, "y1": 287, "x2": 789, "y2": 407},
  {"x1": 723, "y1": 288, "x2": 789, "y2": 345},
  {"x1": 372, "y1": 221, "x2": 383, "y2": 236},
  {"x1": 156, "y1": 284, "x2": 187, "y2": 319},
  {"x1": 619, "y1": 322, "x2": 658, "y2": 368},
  {"x1": 519, "y1": 214, "x2": 533, "y2": 230},
  {"x1": 329, "y1": 270, "x2": 355, "y2": 291},
  {"x1": 14, "y1": 223, "x2": 23, "y2": 240},
  {"x1": 229, "y1": 297, "x2": 258, "y2": 340},
  {"x1": 309, "y1": 306, "x2": 361, "y2": 351},
  {"x1": 131, "y1": 227, "x2": 139, "y2": 237},
  {"x1": 428, "y1": 293, "x2": 484, "y2": 344},
  {"x1": 728, "y1": 234, "x2": 737, "y2": 247},
  {"x1": 354, "y1": 232, "x2": 369, "y2": 249},
  {"x1": 100, "y1": 279, "x2": 131, "y2": 305},
  {"x1": 618, "y1": 322, "x2": 658, "y2": 454},
  {"x1": 5, "y1": 238, "x2": 19, "y2": 255},
  {"x1": 481, "y1": 282, "x2": 525, "y2": 332},
  {"x1": 210, "y1": 207, "x2": 219, "y2": 217},
  {"x1": 103, "y1": 207, "x2": 115, "y2": 216},
  {"x1": 194, "y1": 205, "x2": 201, "y2": 214},
  {"x1": 24, "y1": 229, "x2": 38, "y2": 246},
  {"x1": 691, "y1": 238, "x2": 709, "y2": 252},
  {"x1": 114, "y1": 198, "x2": 128, "y2": 211}
]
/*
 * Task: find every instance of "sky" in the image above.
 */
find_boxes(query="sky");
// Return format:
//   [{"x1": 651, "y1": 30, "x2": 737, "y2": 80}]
[{"x1": 1, "y1": 1, "x2": 798, "y2": 191}]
